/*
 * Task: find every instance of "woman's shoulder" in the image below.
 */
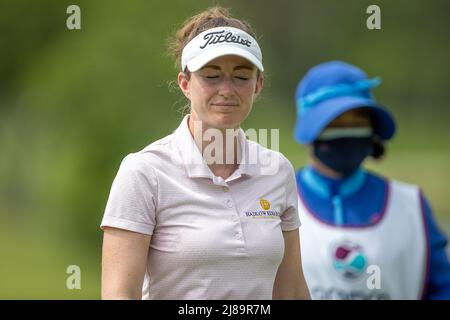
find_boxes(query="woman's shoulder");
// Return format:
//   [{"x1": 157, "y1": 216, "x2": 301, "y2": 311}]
[
  {"x1": 118, "y1": 132, "x2": 179, "y2": 174},
  {"x1": 140, "y1": 132, "x2": 177, "y2": 152}
]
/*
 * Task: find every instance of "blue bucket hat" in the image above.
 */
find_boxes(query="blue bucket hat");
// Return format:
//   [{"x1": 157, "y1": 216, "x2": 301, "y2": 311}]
[{"x1": 294, "y1": 61, "x2": 396, "y2": 144}]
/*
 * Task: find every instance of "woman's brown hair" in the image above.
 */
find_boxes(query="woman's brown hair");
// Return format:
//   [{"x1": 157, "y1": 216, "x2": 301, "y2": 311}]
[{"x1": 168, "y1": 6, "x2": 258, "y2": 72}]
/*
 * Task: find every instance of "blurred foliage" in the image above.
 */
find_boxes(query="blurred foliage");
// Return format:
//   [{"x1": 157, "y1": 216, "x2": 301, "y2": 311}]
[{"x1": 0, "y1": 0, "x2": 449, "y2": 298}]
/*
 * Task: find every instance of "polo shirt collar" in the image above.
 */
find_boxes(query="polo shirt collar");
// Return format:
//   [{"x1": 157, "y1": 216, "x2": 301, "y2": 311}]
[{"x1": 173, "y1": 115, "x2": 258, "y2": 180}]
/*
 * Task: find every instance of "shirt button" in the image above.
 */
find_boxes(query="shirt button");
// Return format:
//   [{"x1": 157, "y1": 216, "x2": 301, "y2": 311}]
[
  {"x1": 235, "y1": 232, "x2": 242, "y2": 240},
  {"x1": 226, "y1": 199, "x2": 233, "y2": 208},
  {"x1": 222, "y1": 186, "x2": 229, "y2": 192}
]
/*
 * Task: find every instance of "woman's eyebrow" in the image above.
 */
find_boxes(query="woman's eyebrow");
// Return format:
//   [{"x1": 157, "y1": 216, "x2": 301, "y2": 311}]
[
  {"x1": 200, "y1": 65, "x2": 221, "y2": 70},
  {"x1": 234, "y1": 66, "x2": 254, "y2": 71}
]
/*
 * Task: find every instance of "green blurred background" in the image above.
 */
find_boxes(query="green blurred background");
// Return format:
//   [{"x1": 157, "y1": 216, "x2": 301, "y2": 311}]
[{"x1": 0, "y1": 0, "x2": 449, "y2": 298}]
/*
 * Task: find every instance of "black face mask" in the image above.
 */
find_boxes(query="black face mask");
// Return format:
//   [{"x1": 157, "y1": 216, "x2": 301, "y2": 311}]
[{"x1": 313, "y1": 137, "x2": 374, "y2": 177}]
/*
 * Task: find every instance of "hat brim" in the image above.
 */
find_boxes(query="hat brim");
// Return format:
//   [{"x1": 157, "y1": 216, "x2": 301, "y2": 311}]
[
  {"x1": 186, "y1": 46, "x2": 264, "y2": 72},
  {"x1": 294, "y1": 96, "x2": 396, "y2": 144}
]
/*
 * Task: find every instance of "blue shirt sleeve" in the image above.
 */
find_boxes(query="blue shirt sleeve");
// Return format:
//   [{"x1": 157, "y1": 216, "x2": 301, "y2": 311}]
[{"x1": 421, "y1": 191, "x2": 450, "y2": 300}]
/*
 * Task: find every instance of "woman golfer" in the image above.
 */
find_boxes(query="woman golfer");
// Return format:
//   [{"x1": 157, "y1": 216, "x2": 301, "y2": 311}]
[
  {"x1": 100, "y1": 6, "x2": 310, "y2": 300},
  {"x1": 294, "y1": 60, "x2": 450, "y2": 299}
]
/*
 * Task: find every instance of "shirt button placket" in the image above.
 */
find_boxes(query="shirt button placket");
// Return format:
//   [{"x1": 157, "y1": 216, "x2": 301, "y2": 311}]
[
  {"x1": 228, "y1": 201, "x2": 243, "y2": 241},
  {"x1": 221, "y1": 187, "x2": 244, "y2": 245}
]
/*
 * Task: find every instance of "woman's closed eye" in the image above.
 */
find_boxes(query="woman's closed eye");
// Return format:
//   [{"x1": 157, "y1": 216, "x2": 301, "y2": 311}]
[
  {"x1": 205, "y1": 74, "x2": 219, "y2": 78},
  {"x1": 234, "y1": 71, "x2": 252, "y2": 80},
  {"x1": 203, "y1": 74, "x2": 220, "y2": 80}
]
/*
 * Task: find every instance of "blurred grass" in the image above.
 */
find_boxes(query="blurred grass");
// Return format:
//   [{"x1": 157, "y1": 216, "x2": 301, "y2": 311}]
[{"x1": 0, "y1": 224, "x2": 101, "y2": 299}]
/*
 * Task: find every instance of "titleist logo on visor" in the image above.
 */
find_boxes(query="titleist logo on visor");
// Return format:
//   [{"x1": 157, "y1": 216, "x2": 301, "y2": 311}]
[{"x1": 199, "y1": 30, "x2": 252, "y2": 49}]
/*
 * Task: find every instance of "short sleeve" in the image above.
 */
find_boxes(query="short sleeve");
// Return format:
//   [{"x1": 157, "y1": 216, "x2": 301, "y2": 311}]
[
  {"x1": 280, "y1": 156, "x2": 301, "y2": 231},
  {"x1": 100, "y1": 153, "x2": 157, "y2": 235}
]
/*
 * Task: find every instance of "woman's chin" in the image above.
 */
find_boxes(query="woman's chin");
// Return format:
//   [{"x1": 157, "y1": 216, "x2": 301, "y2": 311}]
[{"x1": 210, "y1": 113, "x2": 242, "y2": 129}]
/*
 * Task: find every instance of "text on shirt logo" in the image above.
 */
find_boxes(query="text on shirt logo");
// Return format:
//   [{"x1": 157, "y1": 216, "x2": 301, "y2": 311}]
[{"x1": 245, "y1": 199, "x2": 280, "y2": 219}]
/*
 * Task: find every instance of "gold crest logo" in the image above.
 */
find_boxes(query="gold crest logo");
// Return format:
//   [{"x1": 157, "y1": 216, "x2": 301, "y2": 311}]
[{"x1": 260, "y1": 198, "x2": 270, "y2": 210}]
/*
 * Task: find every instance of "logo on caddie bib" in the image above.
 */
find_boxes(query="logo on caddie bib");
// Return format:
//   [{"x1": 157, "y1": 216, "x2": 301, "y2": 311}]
[{"x1": 331, "y1": 241, "x2": 367, "y2": 279}]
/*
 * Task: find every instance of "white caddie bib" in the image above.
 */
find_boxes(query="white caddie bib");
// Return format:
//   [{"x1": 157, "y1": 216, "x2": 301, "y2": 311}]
[{"x1": 299, "y1": 180, "x2": 427, "y2": 300}]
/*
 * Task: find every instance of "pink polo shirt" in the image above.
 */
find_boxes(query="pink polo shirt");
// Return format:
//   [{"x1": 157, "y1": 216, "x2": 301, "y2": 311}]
[{"x1": 101, "y1": 115, "x2": 301, "y2": 299}]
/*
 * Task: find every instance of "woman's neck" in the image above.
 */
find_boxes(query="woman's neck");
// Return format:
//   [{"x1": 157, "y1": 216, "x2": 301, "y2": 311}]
[{"x1": 188, "y1": 115, "x2": 240, "y2": 180}]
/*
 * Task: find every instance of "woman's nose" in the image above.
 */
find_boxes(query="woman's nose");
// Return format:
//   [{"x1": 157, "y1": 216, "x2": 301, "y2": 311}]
[{"x1": 217, "y1": 77, "x2": 235, "y2": 96}]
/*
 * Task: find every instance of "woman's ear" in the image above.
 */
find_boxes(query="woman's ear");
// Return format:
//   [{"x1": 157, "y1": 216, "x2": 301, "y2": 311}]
[
  {"x1": 177, "y1": 72, "x2": 190, "y2": 100},
  {"x1": 254, "y1": 72, "x2": 264, "y2": 97}
]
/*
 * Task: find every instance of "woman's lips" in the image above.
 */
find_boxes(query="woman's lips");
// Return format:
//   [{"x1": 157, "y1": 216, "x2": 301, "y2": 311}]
[{"x1": 211, "y1": 102, "x2": 239, "y2": 107}]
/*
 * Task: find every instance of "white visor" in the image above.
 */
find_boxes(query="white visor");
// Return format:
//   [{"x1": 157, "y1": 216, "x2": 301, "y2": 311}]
[{"x1": 181, "y1": 27, "x2": 264, "y2": 72}]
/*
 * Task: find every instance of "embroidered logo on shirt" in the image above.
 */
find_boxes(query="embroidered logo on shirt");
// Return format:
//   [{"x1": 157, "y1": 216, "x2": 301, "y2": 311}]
[
  {"x1": 244, "y1": 199, "x2": 280, "y2": 219},
  {"x1": 260, "y1": 198, "x2": 271, "y2": 210}
]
